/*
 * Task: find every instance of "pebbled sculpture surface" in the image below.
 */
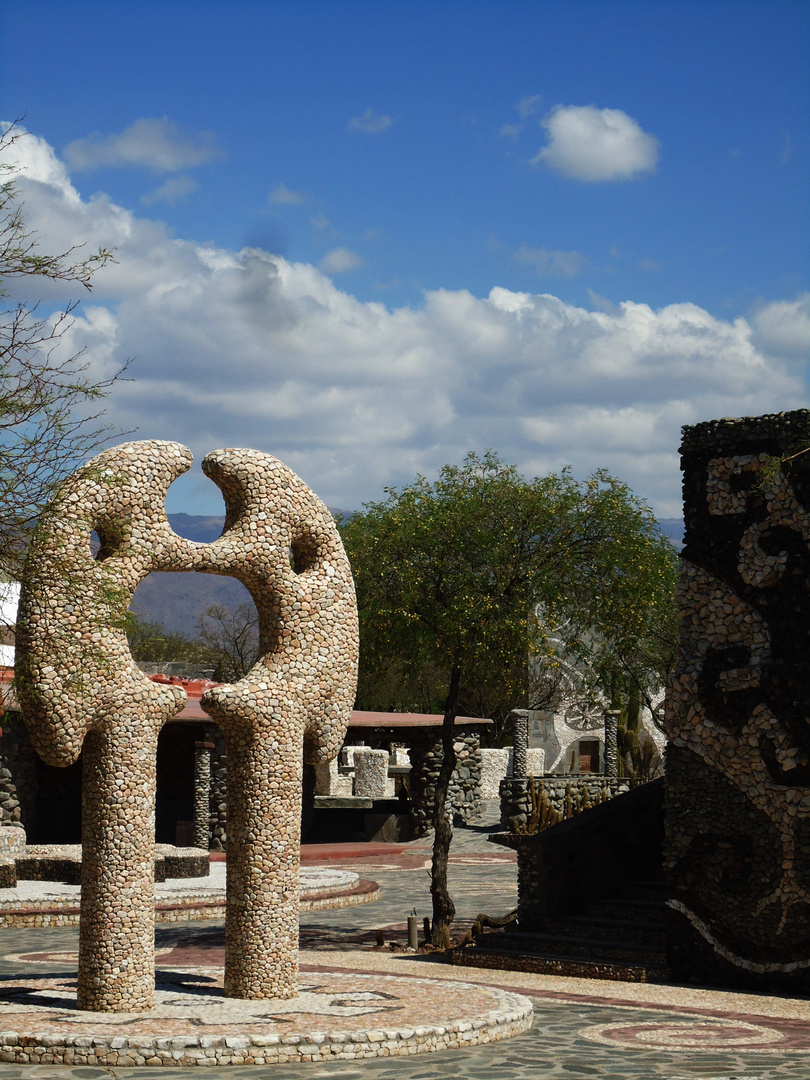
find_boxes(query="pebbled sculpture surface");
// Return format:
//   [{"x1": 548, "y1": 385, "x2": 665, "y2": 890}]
[
  {"x1": 664, "y1": 411, "x2": 810, "y2": 984},
  {"x1": 16, "y1": 440, "x2": 358, "y2": 1011}
]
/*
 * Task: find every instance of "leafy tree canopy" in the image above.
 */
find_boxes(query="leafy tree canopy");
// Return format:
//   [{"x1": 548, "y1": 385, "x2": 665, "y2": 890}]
[{"x1": 340, "y1": 451, "x2": 678, "y2": 733}]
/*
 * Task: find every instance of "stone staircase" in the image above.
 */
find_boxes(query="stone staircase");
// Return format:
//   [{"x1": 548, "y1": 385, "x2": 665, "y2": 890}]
[{"x1": 451, "y1": 879, "x2": 671, "y2": 982}]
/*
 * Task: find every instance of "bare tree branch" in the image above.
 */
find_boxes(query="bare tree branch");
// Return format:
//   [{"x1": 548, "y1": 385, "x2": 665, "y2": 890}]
[{"x1": 0, "y1": 121, "x2": 128, "y2": 578}]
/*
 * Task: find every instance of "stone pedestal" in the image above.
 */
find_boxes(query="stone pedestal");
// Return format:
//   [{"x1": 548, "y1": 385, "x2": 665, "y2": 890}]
[{"x1": 353, "y1": 749, "x2": 389, "y2": 798}]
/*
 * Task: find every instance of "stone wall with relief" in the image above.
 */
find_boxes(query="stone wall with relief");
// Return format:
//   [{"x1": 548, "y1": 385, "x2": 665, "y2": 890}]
[{"x1": 664, "y1": 410, "x2": 810, "y2": 986}]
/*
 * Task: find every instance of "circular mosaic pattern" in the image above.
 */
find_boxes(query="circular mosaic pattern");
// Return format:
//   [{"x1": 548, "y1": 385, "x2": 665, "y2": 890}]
[
  {"x1": 299, "y1": 868, "x2": 359, "y2": 894},
  {"x1": 582, "y1": 1017, "x2": 787, "y2": 1051},
  {"x1": 0, "y1": 970, "x2": 532, "y2": 1066}
]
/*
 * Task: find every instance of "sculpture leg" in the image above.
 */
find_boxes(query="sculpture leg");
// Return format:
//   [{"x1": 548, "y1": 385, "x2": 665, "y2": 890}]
[
  {"x1": 78, "y1": 726, "x2": 158, "y2": 1012},
  {"x1": 224, "y1": 720, "x2": 301, "y2": 999}
]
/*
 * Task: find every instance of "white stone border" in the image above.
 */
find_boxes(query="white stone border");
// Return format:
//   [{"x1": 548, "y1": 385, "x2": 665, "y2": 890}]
[
  {"x1": 0, "y1": 974, "x2": 533, "y2": 1067},
  {"x1": 667, "y1": 899, "x2": 810, "y2": 974}
]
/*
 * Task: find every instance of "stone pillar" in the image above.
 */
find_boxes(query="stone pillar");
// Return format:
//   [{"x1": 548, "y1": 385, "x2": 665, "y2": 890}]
[
  {"x1": 78, "y1": 725, "x2": 160, "y2": 1012},
  {"x1": 602, "y1": 709, "x2": 619, "y2": 779},
  {"x1": 665, "y1": 409, "x2": 810, "y2": 986},
  {"x1": 209, "y1": 735, "x2": 228, "y2": 851},
  {"x1": 510, "y1": 709, "x2": 529, "y2": 779},
  {"x1": 211, "y1": 708, "x2": 303, "y2": 1000},
  {"x1": 194, "y1": 740, "x2": 214, "y2": 850}
]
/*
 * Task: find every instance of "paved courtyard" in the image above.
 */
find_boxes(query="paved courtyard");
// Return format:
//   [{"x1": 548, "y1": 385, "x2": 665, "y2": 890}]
[{"x1": 0, "y1": 803, "x2": 807, "y2": 1078}]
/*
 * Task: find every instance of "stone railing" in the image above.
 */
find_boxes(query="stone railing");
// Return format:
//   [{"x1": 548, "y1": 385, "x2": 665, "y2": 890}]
[{"x1": 499, "y1": 774, "x2": 628, "y2": 831}]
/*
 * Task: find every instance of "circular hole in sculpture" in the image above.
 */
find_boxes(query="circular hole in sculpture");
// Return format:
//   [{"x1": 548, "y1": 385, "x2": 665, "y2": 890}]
[
  {"x1": 89, "y1": 525, "x2": 124, "y2": 562},
  {"x1": 129, "y1": 571, "x2": 259, "y2": 683},
  {"x1": 290, "y1": 534, "x2": 320, "y2": 575}
]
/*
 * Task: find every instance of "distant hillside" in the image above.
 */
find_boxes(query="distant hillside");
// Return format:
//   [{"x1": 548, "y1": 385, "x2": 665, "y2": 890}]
[
  {"x1": 657, "y1": 518, "x2": 684, "y2": 549},
  {"x1": 132, "y1": 511, "x2": 685, "y2": 635}
]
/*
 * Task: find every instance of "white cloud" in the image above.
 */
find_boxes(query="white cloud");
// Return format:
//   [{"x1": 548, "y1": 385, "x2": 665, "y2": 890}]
[
  {"x1": 5, "y1": 127, "x2": 805, "y2": 520},
  {"x1": 515, "y1": 95, "x2": 541, "y2": 120},
  {"x1": 751, "y1": 294, "x2": 810, "y2": 358},
  {"x1": 587, "y1": 290, "x2": 619, "y2": 315},
  {"x1": 270, "y1": 184, "x2": 306, "y2": 205},
  {"x1": 499, "y1": 123, "x2": 523, "y2": 139},
  {"x1": 515, "y1": 244, "x2": 587, "y2": 278},
  {"x1": 319, "y1": 247, "x2": 364, "y2": 274},
  {"x1": 347, "y1": 109, "x2": 392, "y2": 134},
  {"x1": 533, "y1": 105, "x2": 659, "y2": 182},
  {"x1": 141, "y1": 176, "x2": 199, "y2": 206},
  {"x1": 64, "y1": 118, "x2": 223, "y2": 173},
  {"x1": 310, "y1": 214, "x2": 330, "y2": 230}
]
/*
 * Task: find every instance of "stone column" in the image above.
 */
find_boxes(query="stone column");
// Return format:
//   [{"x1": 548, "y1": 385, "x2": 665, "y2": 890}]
[
  {"x1": 220, "y1": 713, "x2": 302, "y2": 999},
  {"x1": 664, "y1": 410, "x2": 810, "y2": 985},
  {"x1": 510, "y1": 709, "x2": 529, "y2": 779},
  {"x1": 603, "y1": 709, "x2": 619, "y2": 779},
  {"x1": 194, "y1": 740, "x2": 214, "y2": 850},
  {"x1": 78, "y1": 725, "x2": 159, "y2": 1012}
]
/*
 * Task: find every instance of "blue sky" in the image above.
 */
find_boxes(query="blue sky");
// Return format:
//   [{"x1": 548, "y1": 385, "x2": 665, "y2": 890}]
[{"x1": 1, "y1": 0, "x2": 808, "y2": 517}]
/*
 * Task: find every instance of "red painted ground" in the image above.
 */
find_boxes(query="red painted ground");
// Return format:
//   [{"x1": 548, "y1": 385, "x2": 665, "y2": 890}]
[{"x1": 209, "y1": 842, "x2": 417, "y2": 864}]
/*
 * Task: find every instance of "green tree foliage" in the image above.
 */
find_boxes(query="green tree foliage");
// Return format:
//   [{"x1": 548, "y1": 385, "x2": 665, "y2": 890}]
[
  {"x1": 1, "y1": 123, "x2": 122, "y2": 578},
  {"x1": 340, "y1": 451, "x2": 678, "y2": 942},
  {"x1": 342, "y1": 452, "x2": 678, "y2": 732}
]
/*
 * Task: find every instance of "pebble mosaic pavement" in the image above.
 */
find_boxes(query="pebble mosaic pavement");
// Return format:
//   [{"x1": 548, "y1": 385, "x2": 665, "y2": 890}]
[{"x1": 0, "y1": 804, "x2": 807, "y2": 1077}]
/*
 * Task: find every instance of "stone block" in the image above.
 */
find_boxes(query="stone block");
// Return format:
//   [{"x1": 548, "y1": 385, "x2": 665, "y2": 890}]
[{"x1": 353, "y1": 749, "x2": 389, "y2": 798}]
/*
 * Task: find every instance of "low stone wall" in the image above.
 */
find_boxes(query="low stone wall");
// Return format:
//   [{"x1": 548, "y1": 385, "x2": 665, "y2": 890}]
[
  {"x1": 12, "y1": 844, "x2": 210, "y2": 885},
  {"x1": 480, "y1": 749, "x2": 546, "y2": 799},
  {"x1": 499, "y1": 774, "x2": 627, "y2": 831}
]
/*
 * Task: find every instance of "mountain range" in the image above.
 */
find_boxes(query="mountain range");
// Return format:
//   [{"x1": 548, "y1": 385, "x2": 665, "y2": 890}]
[{"x1": 131, "y1": 513, "x2": 684, "y2": 637}]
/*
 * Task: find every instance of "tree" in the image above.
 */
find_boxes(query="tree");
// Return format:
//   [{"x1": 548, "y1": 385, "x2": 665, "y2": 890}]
[
  {"x1": 0, "y1": 122, "x2": 122, "y2": 578},
  {"x1": 340, "y1": 451, "x2": 678, "y2": 944},
  {"x1": 126, "y1": 614, "x2": 217, "y2": 672},
  {"x1": 197, "y1": 601, "x2": 259, "y2": 682}
]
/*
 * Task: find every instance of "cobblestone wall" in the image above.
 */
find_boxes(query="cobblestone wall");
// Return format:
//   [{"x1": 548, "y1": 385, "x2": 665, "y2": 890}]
[
  {"x1": 664, "y1": 410, "x2": 810, "y2": 987},
  {"x1": 407, "y1": 728, "x2": 483, "y2": 836},
  {"x1": 0, "y1": 719, "x2": 35, "y2": 829},
  {"x1": 499, "y1": 774, "x2": 626, "y2": 830}
]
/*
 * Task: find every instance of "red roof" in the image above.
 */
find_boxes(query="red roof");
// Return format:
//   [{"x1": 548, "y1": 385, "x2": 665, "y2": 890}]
[
  {"x1": 0, "y1": 669, "x2": 489, "y2": 729},
  {"x1": 147, "y1": 677, "x2": 490, "y2": 726}
]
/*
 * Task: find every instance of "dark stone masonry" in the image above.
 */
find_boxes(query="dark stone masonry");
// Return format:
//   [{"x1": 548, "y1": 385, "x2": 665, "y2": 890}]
[
  {"x1": 405, "y1": 728, "x2": 484, "y2": 835},
  {"x1": 664, "y1": 409, "x2": 810, "y2": 987},
  {"x1": 498, "y1": 775, "x2": 627, "y2": 831}
]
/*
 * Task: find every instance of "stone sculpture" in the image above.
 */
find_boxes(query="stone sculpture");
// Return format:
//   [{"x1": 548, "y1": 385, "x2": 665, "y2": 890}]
[
  {"x1": 16, "y1": 440, "x2": 358, "y2": 1011},
  {"x1": 664, "y1": 411, "x2": 810, "y2": 983}
]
